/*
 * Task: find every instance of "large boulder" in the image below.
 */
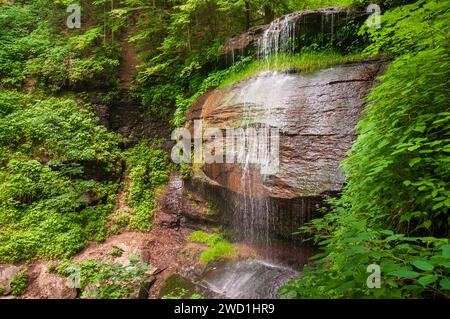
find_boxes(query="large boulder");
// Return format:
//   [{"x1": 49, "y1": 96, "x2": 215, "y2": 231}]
[
  {"x1": 187, "y1": 61, "x2": 384, "y2": 199},
  {"x1": 156, "y1": 173, "x2": 220, "y2": 229},
  {"x1": 0, "y1": 264, "x2": 22, "y2": 296},
  {"x1": 22, "y1": 264, "x2": 77, "y2": 299},
  {"x1": 186, "y1": 60, "x2": 385, "y2": 242}
]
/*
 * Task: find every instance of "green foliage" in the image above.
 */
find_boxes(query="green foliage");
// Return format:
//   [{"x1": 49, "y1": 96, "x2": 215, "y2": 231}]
[
  {"x1": 179, "y1": 162, "x2": 193, "y2": 180},
  {"x1": 220, "y1": 51, "x2": 363, "y2": 87},
  {"x1": 282, "y1": 0, "x2": 450, "y2": 299},
  {"x1": 171, "y1": 55, "x2": 253, "y2": 126},
  {"x1": 10, "y1": 268, "x2": 29, "y2": 297},
  {"x1": 162, "y1": 288, "x2": 203, "y2": 299},
  {"x1": 0, "y1": 92, "x2": 123, "y2": 263},
  {"x1": 0, "y1": 2, "x2": 121, "y2": 90},
  {"x1": 204, "y1": 203, "x2": 218, "y2": 216},
  {"x1": 282, "y1": 198, "x2": 450, "y2": 298},
  {"x1": 1, "y1": 0, "x2": 445, "y2": 300},
  {"x1": 188, "y1": 231, "x2": 223, "y2": 245},
  {"x1": 200, "y1": 241, "x2": 236, "y2": 263},
  {"x1": 343, "y1": 48, "x2": 450, "y2": 236},
  {"x1": 360, "y1": 0, "x2": 449, "y2": 57},
  {"x1": 57, "y1": 256, "x2": 151, "y2": 299},
  {"x1": 188, "y1": 231, "x2": 236, "y2": 263},
  {"x1": 124, "y1": 140, "x2": 171, "y2": 231},
  {"x1": 141, "y1": 84, "x2": 179, "y2": 116},
  {"x1": 111, "y1": 246, "x2": 123, "y2": 257}
]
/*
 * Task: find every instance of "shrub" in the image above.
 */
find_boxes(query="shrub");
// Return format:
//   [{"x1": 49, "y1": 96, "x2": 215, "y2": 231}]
[
  {"x1": 56, "y1": 257, "x2": 151, "y2": 299},
  {"x1": 188, "y1": 231, "x2": 236, "y2": 263},
  {"x1": 124, "y1": 140, "x2": 171, "y2": 231},
  {"x1": 10, "y1": 269, "x2": 29, "y2": 297},
  {"x1": 0, "y1": 92, "x2": 123, "y2": 263}
]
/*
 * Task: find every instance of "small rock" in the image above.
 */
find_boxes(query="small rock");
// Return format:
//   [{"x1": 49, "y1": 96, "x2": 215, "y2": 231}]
[
  {"x1": 23, "y1": 265, "x2": 77, "y2": 299},
  {"x1": 137, "y1": 276, "x2": 155, "y2": 299},
  {"x1": 0, "y1": 264, "x2": 22, "y2": 296},
  {"x1": 157, "y1": 211, "x2": 180, "y2": 228}
]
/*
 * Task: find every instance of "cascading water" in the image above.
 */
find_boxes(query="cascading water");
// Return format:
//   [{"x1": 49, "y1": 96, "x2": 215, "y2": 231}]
[
  {"x1": 257, "y1": 15, "x2": 297, "y2": 60},
  {"x1": 232, "y1": 13, "x2": 298, "y2": 249},
  {"x1": 232, "y1": 72, "x2": 289, "y2": 250},
  {"x1": 199, "y1": 260, "x2": 297, "y2": 299},
  {"x1": 238, "y1": 20, "x2": 298, "y2": 247},
  {"x1": 202, "y1": 20, "x2": 308, "y2": 298}
]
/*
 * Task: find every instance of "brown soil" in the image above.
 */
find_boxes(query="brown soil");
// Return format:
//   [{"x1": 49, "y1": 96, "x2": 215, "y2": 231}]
[{"x1": 119, "y1": 36, "x2": 140, "y2": 90}]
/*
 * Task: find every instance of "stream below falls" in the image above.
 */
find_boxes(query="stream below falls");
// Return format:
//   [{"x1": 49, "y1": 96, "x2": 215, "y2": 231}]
[
  {"x1": 199, "y1": 260, "x2": 297, "y2": 299},
  {"x1": 193, "y1": 242, "x2": 315, "y2": 299}
]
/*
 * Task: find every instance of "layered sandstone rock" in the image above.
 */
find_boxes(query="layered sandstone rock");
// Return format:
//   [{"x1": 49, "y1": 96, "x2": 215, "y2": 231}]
[
  {"x1": 187, "y1": 61, "x2": 384, "y2": 199},
  {"x1": 186, "y1": 61, "x2": 385, "y2": 242}
]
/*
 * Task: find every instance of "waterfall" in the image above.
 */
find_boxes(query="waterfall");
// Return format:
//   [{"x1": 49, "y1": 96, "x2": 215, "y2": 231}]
[
  {"x1": 230, "y1": 73, "x2": 288, "y2": 250},
  {"x1": 257, "y1": 15, "x2": 297, "y2": 60},
  {"x1": 216, "y1": 8, "x2": 348, "y2": 259},
  {"x1": 255, "y1": 10, "x2": 341, "y2": 62},
  {"x1": 245, "y1": 21, "x2": 296, "y2": 252}
]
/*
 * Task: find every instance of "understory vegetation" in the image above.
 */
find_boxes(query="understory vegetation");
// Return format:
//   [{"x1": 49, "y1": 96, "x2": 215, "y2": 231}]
[
  {"x1": 10, "y1": 268, "x2": 29, "y2": 297},
  {"x1": 0, "y1": 92, "x2": 123, "y2": 263},
  {"x1": 188, "y1": 231, "x2": 236, "y2": 263},
  {"x1": 53, "y1": 256, "x2": 151, "y2": 299},
  {"x1": 0, "y1": 3, "x2": 120, "y2": 91},
  {"x1": 123, "y1": 140, "x2": 171, "y2": 231},
  {"x1": 218, "y1": 51, "x2": 364, "y2": 88}
]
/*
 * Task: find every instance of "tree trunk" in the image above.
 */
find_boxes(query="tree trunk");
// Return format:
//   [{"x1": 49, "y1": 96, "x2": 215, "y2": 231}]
[
  {"x1": 264, "y1": 5, "x2": 274, "y2": 24},
  {"x1": 244, "y1": 0, "x2": 250, "y2": 31}
]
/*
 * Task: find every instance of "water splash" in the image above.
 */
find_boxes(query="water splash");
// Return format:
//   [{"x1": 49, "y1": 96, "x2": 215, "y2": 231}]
[{"x1": 200, "y1": 260, "x2": 297, "y2": 299}]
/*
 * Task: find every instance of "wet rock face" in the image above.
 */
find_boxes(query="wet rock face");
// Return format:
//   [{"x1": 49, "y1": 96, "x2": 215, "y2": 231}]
[
  {"x1": 199, "y1": 260, "x2": 297, "y2": 299},
  {"x1": 186, "y1": 61, "x2": 385, "y2": 243},
  {"x1": 187, "y1": 61, "x2": 384, "y2": 199},
  {"x1": 156, "y1": 173, "x2": 220, "y2": 229}
]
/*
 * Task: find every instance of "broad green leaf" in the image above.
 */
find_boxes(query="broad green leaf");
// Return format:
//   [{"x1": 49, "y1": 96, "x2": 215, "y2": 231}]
[
  {"x1": 408, "y1": 158, "x2": 421, "y2": 167},
  {"x1": 411, "y1": 259, "x2": 434, "y2": 272},
  {"x1": 388, "y1": 269, "x2": 420, "y2": 279},
  {"x1": 439, "y1": 278, "x2": 450, "y2": 290},
  {"x1": 441, "y1": 244, "x2": 450, "y2": 258},
  {"x1": 418, "y1": 275, "x2": 438, "y2": 286}
]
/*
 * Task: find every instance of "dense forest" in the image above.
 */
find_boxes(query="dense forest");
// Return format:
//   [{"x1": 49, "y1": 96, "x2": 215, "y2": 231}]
[{"x1": 0, "y1": 0, "x2": 448, "y2": 300}]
